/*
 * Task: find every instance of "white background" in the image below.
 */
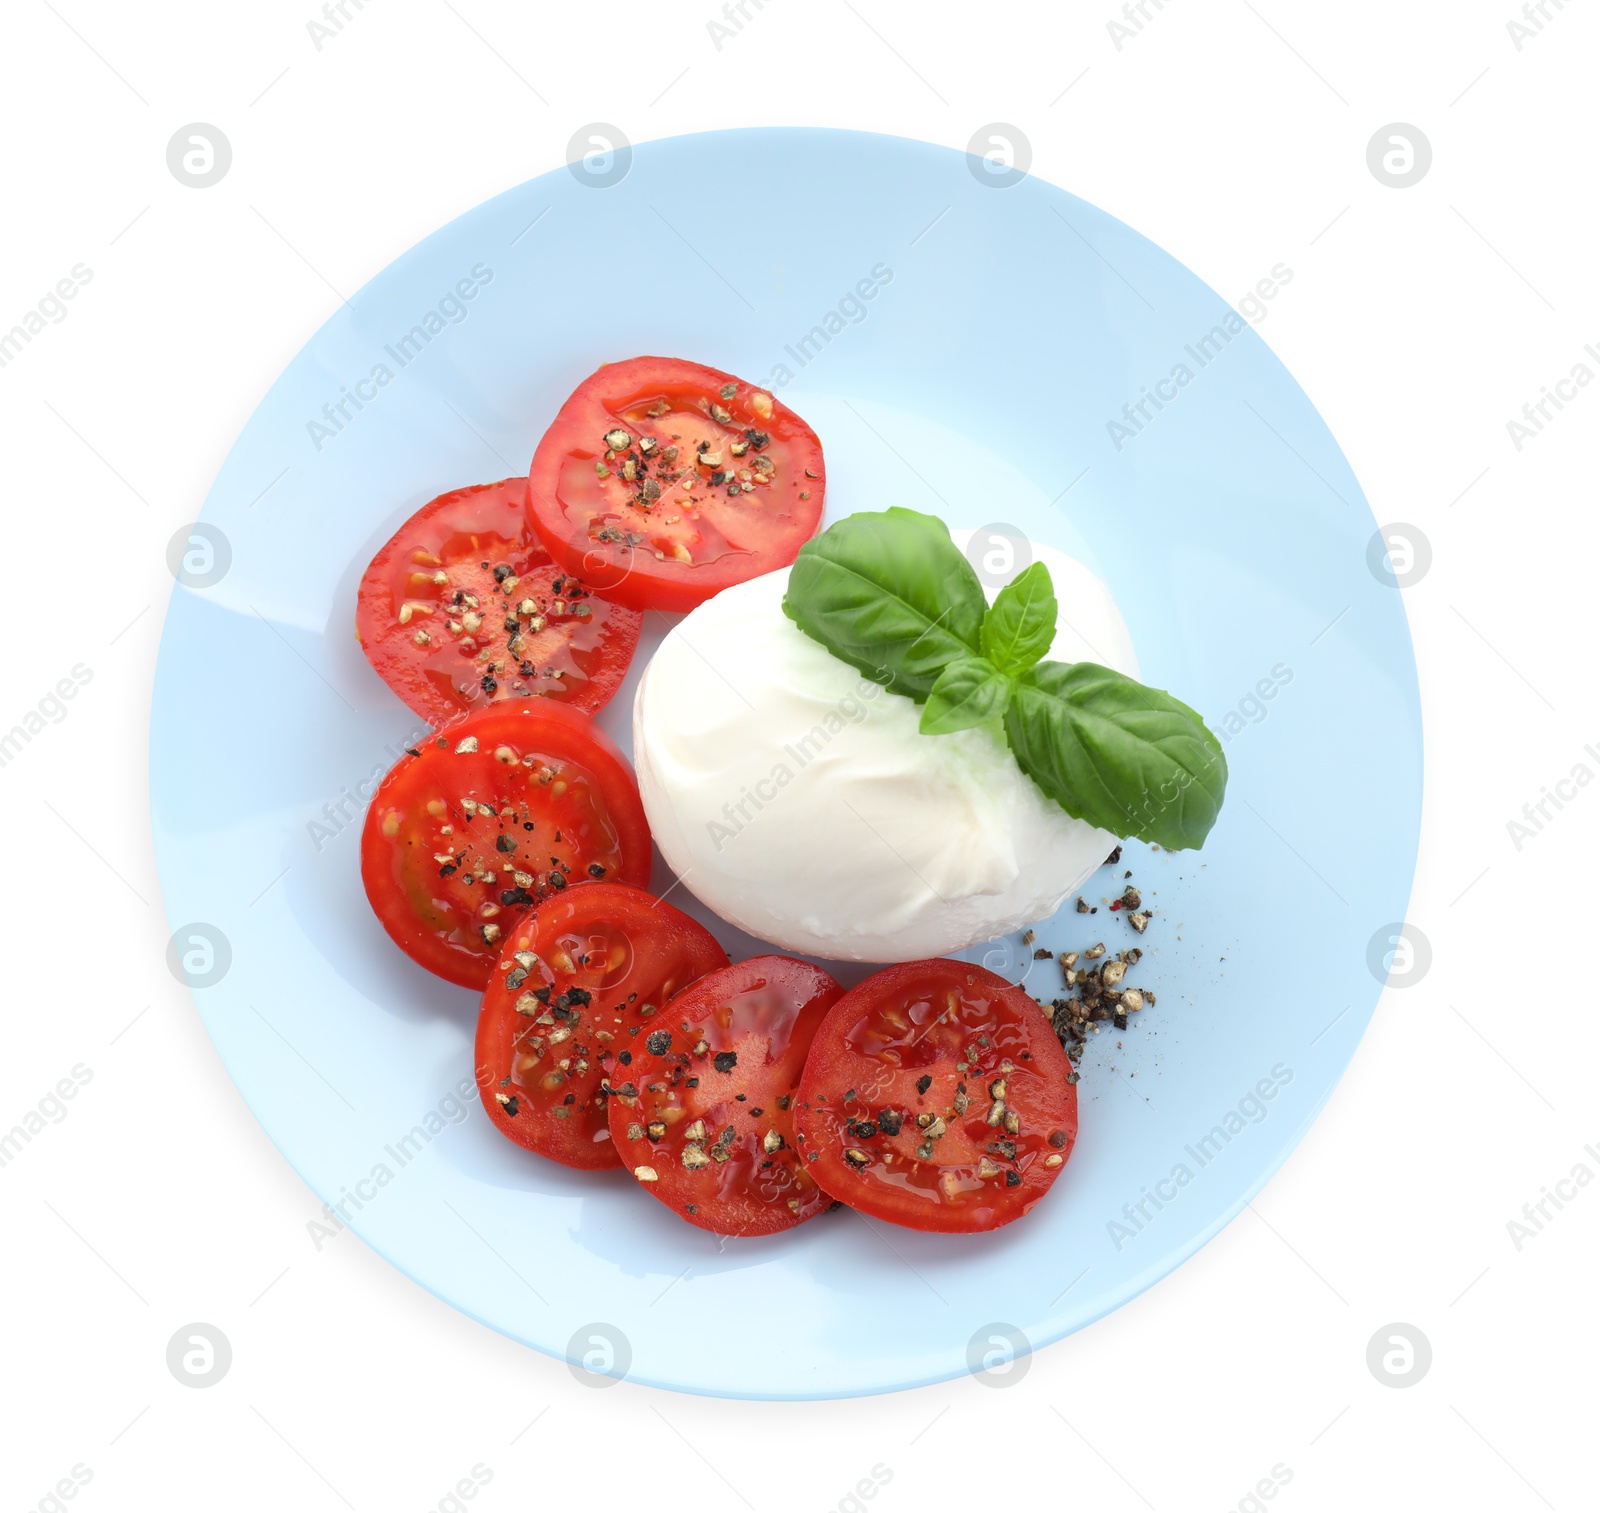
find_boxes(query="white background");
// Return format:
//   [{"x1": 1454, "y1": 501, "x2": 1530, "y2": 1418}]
[{"x1": 1, "y1": 1, "x2": 1594, "y2": 1509}]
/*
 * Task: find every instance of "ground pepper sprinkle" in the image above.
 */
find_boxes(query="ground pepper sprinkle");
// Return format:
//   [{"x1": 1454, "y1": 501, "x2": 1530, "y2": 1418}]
[{"x1": 1020, "y1": 857, "x2": 1160, "y2": 1079}]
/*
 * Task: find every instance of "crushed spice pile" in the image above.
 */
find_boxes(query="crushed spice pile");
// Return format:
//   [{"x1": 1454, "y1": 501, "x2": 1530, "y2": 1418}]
[{"x1": 1031, "y1": 847, "x2": 1158, "y2": 1081}]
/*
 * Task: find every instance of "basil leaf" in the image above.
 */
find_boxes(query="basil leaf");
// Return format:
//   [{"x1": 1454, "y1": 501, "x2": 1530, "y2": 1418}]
[
  {"x1": 980, "y1": 561, "x2": 1058, "y2": 677},
  {"x1": 1003, "y1": 661, "x2": 1228, "y2": 850},
  {"x1": 919, "y1": 656, "x2": 1011, "y2": 735},
  {"x1": 783, "y1": 507, "x2": 987, "y2": 699}
]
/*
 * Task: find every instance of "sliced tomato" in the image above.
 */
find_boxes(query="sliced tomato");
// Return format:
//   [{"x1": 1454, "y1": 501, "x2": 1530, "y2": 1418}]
[
  {"x1": 793, "y1": 960, "x2": 1078, "y2": 1234},
  {"x1": 360, "y1": 703, "x2": 651, "y2": 989},
  {"x1": 527, "y1": 356, "x2": 826, "y2": 612},
  {"x1": 355, "y1": 477, "x2": 642, "y2": 727},
  {"x1": 607, "y1": 956, "x2": 843, "y2": 1236},
  {"x1": 475, "y1": 884, "x2": 729, "y2": 1170}
]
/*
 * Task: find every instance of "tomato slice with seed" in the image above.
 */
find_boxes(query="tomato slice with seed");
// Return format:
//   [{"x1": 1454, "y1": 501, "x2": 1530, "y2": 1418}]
[
  {"x1": 475, "y1": 884, "x2": 729, "y2": 1171},
  {"x1": 526, "y1": 356, "x2": 826, "y2": 612},
  {"x1": 355, "y1": 477, "x2": 642, "y2": 726},
  {"x1": 793, "y1": 960, "x2": 1078, "y2": 1234},
  {"x1": 360, "y1": 703, "x2": 651, "y2": 989},
  {"x1": 607, "y1": 956, "x2": 843, "y2": 1236}
]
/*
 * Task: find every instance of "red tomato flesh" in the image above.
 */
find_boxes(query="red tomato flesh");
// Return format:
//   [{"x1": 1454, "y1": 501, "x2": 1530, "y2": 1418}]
[
  {"x1": 794, "y1": 960, "x2": 1078, "y2": 1234},
  {"x1": 360, "y1": 703, "x2": 651, "y2": 990},
  {"x1": 475, "y1": 885, "x2": 729, "y2": 1171},
  {"x1": 355, "y1": 477, "x2": 642, "y2": 727},
  {"x1": 608, "y1": 956, "x2": 843, "y2": 1236},
  {"x1": 527, "y1": 356, "x2": 826, "y2": 612}
]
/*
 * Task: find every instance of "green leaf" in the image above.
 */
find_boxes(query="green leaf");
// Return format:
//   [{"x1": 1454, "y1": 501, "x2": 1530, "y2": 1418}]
[
  {"x1": 980, "y1": 561, "x2": 1058, "y2": 677},
  {"x1": 919, "y1": 657, "x2": 1012, "y2": 735},
  {"x1": 782, "y1": 508, "x2": 1229, "y2": 850},
  {"x1": 1003, "y1": 661, "x2": 1228, "y2": 850},
  {"x1": 782, "y1": 508, "x2": 987, "y2": 699}
]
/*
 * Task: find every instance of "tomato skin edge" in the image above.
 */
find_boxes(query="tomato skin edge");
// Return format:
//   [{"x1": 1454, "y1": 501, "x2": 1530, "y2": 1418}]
[
  {"x1": 472, "y1": 884, "x2": 729, "y2": 1171},
  {"x1": 359, "y1": 701, "x2": 652, "y2": 990},
  {"x1": 607, "y1": 955, "x2": 843, "y2": 1235},
  {"x1": 354, "y1": 476, "x2": 642, "y2": 727},
  {"x1": 793, "y1": 959, "x2": 1079, "y2": 1235},
  {"x1": 527, "y1": 355, "x2": 826, "y2": 614}
]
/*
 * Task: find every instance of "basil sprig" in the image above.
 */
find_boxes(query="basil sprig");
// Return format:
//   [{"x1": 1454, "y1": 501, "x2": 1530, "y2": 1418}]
[{"x1": 782, "y1": 508, "x2": 1227, "y2": 851}]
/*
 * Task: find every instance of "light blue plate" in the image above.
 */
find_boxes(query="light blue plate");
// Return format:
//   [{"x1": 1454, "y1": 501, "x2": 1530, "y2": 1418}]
[{"x1": 151, "y1": 128, "x2": 1420, "y2": 1399}]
